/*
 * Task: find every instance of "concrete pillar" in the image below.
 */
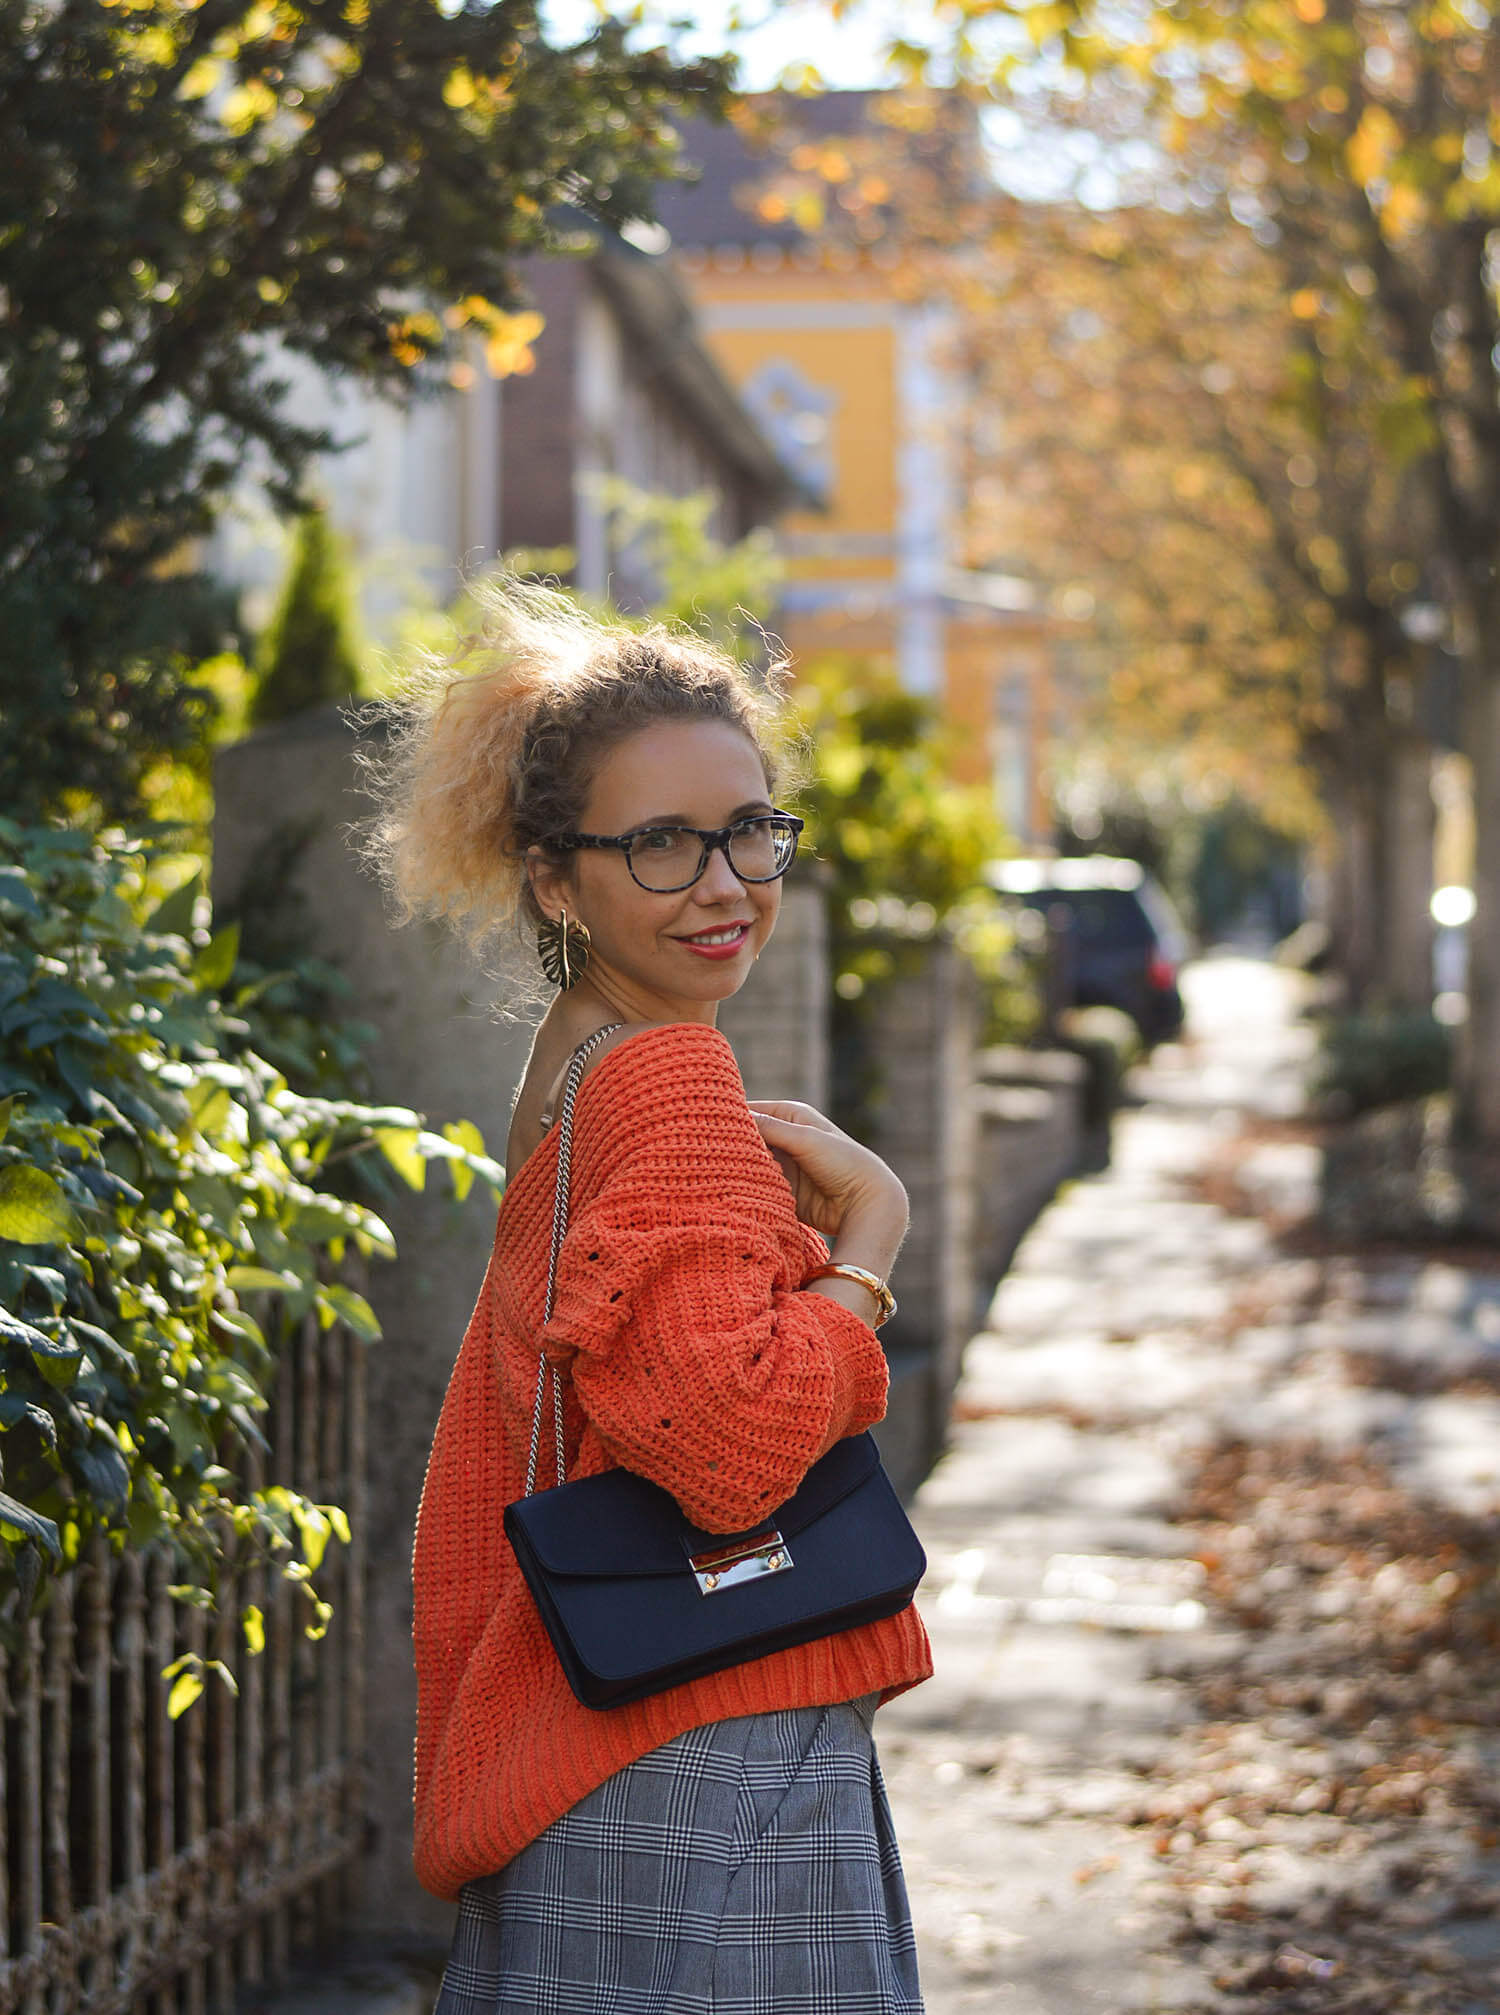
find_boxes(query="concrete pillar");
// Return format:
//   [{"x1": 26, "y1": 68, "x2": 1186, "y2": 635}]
[
  {"x1": 715, "y1": 867, "x2": 830, "y2": 1106},
  {"x1": 859, "y1": 940, "x2": 978, "y2": 1495},
  {"x1": 214, "y1": 708, "x2": 537, "y2": 1944}
]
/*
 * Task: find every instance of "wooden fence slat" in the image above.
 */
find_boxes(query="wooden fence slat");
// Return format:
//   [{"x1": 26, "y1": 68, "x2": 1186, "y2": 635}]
[
  {"x1": 116, "y1": 1553, "x2": 146, "y2": 2005},
  {"x1": 344, "y1": 1323, "x2": 368, "y2": 1929},
  {"x1": 180, "y1": 1602, "x2": 206, "y2": 2015},
  {"x1": 147, "y1": 1549, "x2": 177, "y2": 2015},
  {"x1": 83, "y1": 1542, "x2": 114, "y2": 2012},
  {"x1": 238, "y1": 1441, "x2": 265, "y2": 1991},
  {"x1": 16, "y1": 1612, "x2": 44, "y2": 2015},
  {"x1": 209, "y1": 1577, "x2": 235, "y2": 2015},
  {"x1": 0, "y1": 1643, "x2": 9, "y2": 1967},
  {"x1": 291, "y1": 1313, "x2": 319, "y2": 1955},
  {"x1": 317, "y1": 1322, "x2": 343, "y2": 1942},
  {"x1": 266, "y1": 1310, "x2": 295, "y2": 1985},
  {"x1": 85, "y1": 1542, "x2": 112, "y2": 1914},
  {"x1": 43, "y1": 1574, "x2": 73, "y2": 1932}
]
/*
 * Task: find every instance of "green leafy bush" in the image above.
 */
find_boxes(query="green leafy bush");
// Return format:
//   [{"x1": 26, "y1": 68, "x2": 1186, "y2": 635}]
[
  {"x1": 792, "y1": 657, "x2": 1010, "y2": 993},
  {"x1": 0, "y1": 821, "x2": 498, "y2": 1659},
  {"x1": 1314, "y1": 1010, "x2": 1452, "y2": 1117},
  {"x1": 789, "y1": 656, "x2": 1034, "y2": 1125}
]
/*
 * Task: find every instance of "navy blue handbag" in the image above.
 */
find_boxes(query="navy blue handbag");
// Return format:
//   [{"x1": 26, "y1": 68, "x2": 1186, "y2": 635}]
[{"x1": 503, "y1": 1029, "x2": 926, "y2": 1711}]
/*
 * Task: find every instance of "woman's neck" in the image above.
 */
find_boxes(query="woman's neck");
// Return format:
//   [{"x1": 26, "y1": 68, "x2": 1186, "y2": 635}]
[{"x1": 554, "y1": 970, "x2": 718, "y2": 1033}]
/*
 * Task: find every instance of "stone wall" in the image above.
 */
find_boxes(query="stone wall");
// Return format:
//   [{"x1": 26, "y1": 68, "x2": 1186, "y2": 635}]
[
  {"x1": 860, "y1": 944, "x2": 981, "y2": 1496},
  {"x1": 972, "y1": 1046, "x2": 1088, "y2": 1290},
  {"x1": 716, "y1": 865, "x2": 830, "y2": 1106},
  {"x1": 215, "y1": 709, "x2": 537, "y2": 1943}
]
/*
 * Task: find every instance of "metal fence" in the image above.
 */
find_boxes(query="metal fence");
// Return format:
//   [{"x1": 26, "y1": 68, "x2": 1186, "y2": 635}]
[{"x1": 0, "y1": 1310, "x2": 367, "y2": 2015}]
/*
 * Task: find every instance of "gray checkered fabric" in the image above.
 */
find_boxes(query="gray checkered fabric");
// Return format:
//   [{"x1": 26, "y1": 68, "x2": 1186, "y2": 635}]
[{"x1": 432, "y1": 1696, "x2": 923, "y2": 2014}]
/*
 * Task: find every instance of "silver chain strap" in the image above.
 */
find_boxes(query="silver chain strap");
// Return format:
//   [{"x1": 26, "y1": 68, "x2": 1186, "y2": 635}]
[{"x1": 523, "y1": 1024, "x2": 622, "y2": 1497}]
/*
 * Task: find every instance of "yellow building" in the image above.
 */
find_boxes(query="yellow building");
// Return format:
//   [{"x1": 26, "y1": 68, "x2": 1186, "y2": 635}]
[{"x1": 655, "y1": 95, "x2": 1058, "y2": 844}]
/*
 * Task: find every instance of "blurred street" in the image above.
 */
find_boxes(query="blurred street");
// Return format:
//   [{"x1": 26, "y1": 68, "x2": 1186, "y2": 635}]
[{"x1": 883, "y1": 953, "x2": 1500, "y2": 2015}]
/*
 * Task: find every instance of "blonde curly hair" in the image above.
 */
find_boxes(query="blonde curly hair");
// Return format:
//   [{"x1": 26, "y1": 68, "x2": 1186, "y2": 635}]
[{"x1": 358, "y1": 578, "x2": 794, "y2": 963}]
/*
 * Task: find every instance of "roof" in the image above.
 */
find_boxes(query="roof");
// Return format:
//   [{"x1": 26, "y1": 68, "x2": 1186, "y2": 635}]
[{"x1": 656, "y1": 90, "x2": 982, "y2": 251}]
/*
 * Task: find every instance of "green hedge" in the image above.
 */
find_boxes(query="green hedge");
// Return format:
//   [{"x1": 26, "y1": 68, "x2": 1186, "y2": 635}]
[
  {"x1": 1314, "y1": 1010, "x2": 1452, "y2": 1117},
  {"x1": 0, "y1": 822, "x2": 496, "y2": 1686}
]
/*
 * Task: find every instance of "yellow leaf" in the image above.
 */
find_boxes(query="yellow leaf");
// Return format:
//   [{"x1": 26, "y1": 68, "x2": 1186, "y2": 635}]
[
  {"x1": 167, "y1": 1670, "x2": 203, "y2": 1720},
  {"x1": 220, "y1": 79, "x2": 276, "y2": 133},
  {"x1": 482, "y1": 310, "x2": 546, "y2": 379},
  {"x1": 1348, "y1": 104, "x2": 1400, "y2": 189},
  {"x1": 443, "y1": 66, "x2": 475, "y2": 108},
  {"x1": 373, "y1": 1125, "x2": 426, "y2": 1190},
  {"x1": 790, "y1": 190, "x2": 826, "y2": 233},
  {"x1": 293, "y1": 1502, "x2": 331, "y2": 1571},
  {"x1": 1379, "y1": 182, "x2": 1427, "y2": 240},
  {"x1": 133, "y1": 25, "x2": 176, "y2": 64},
  {"x1": 241, "y1": 1604, "x2": 265, "y2": 1655}
]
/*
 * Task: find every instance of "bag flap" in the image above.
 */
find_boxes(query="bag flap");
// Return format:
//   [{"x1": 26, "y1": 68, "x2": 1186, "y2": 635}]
[
  {"x1": 506, "y1": 1431, "x2": 885, "y2": 1580},
  {"x1": 729, "y1": 1431, "x2": 881, "y2": 1544}
]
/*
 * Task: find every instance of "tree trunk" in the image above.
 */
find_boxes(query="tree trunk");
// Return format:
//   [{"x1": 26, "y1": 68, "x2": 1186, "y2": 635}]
[
  {"x1": 1453, "y1": 667, "x2": 1500, "y2": 1148},
  {"x1": 1376, "y1": 732, "x2": 1435, "y2": 1013},
  {"x1": 1325, "y1": 773, "x2": 1381, "y2": 1011}
]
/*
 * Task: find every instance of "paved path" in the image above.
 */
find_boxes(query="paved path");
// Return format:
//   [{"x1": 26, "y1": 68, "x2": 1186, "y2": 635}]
[{"x1": 880, "y1": 952, "x2": 1500, "y2": 2013}]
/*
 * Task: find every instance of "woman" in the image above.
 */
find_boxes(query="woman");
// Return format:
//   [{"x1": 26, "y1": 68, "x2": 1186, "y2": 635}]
[{"x1": 366, "y1": 585, "x2": 932, "y2": 2014}]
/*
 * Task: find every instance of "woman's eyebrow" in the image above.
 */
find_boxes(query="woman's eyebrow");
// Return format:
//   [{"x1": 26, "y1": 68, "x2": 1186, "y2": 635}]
[{"x1": 625, "y1": 800, "x2": 774, "y2": 831}]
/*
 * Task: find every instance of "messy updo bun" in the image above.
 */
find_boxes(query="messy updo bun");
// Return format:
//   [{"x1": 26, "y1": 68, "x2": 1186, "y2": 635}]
[{"x1": 359, "y1": 578, "x2": 793, "y2": 961}]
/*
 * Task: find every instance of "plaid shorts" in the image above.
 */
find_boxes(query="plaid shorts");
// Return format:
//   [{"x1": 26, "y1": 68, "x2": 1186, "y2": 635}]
[{"x1": 433, "y1": 1696, "x2": 923, "y2": 2014}]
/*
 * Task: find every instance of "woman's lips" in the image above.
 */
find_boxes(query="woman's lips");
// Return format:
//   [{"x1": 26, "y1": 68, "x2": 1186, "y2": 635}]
[{"x1": 675, "y1": 923, "x2": 752, "y2": 961}]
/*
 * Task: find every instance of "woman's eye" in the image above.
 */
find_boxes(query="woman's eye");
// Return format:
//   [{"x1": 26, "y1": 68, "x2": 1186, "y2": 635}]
[{"x1": 635, "y1": 829, "x2": 680, "y2": 852}]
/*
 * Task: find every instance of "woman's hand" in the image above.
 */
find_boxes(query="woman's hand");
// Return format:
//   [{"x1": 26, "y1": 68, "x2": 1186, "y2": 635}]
[{"x1": 749, "y1": 1101, "x2": 909, "y2": 1264}]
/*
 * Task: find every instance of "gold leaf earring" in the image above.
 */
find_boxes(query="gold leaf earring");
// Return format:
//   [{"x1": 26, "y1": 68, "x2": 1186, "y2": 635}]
[{"x1": 536, "y1": 908, "x2": 591, "y2": 991}]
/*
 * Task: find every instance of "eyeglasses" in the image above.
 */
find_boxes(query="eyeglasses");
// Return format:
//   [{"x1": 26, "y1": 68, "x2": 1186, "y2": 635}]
[{"x1": 550, "y1": 812, "x2": 805, "y2": 894}]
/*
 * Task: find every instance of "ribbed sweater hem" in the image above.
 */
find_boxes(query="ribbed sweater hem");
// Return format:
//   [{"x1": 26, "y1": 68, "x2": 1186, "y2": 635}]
[{"x1": 414, "y1": 1601, "x2": 931, "y2": 1899}]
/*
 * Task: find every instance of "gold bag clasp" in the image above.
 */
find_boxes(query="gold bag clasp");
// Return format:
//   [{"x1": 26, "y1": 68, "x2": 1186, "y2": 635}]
[{"x1": 688, "y1": 1530, "x2": 794, "y2": 1596}]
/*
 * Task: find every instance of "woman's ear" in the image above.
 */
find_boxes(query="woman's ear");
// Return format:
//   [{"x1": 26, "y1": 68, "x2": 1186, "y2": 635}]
[{"x1": 525, "y1": 846, "x2": 568, "y2": 922}]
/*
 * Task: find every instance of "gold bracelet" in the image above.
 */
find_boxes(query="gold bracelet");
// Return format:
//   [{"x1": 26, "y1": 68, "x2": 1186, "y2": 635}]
[{"x1": 802, "y1": 1262, "x2": 897, "y2": 1329}]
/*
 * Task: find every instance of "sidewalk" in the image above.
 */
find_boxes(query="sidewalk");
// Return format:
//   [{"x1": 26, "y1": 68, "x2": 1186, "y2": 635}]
[{"x1": 882, "y1": 953, "x2": 1500, "y2": 2014}]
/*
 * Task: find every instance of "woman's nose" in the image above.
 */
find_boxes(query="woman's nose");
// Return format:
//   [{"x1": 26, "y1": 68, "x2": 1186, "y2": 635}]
[{"x1": 697, "y1": 841, "x2": 747, "y2": 901}]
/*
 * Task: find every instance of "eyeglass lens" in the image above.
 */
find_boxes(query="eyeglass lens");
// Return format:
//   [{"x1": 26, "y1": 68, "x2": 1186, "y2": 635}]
[{"x1": 629, "y1": 819, "x2": 796, "y2": 892}]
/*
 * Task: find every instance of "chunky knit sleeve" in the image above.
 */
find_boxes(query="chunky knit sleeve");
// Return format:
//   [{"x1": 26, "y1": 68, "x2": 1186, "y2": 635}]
[{"x1": 541, "y1": 1024, "x2": 890, "y2": 1534}]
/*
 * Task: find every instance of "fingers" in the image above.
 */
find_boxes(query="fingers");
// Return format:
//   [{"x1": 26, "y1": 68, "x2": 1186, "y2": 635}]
[{"x1": 748, "y1": 1100, "x2": 843, "y2": 1135}]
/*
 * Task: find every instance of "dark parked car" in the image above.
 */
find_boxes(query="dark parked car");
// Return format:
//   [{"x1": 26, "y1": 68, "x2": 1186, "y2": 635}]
[{"x1": 988, "y1": 856, "x2": 1190, "y2": 1047}]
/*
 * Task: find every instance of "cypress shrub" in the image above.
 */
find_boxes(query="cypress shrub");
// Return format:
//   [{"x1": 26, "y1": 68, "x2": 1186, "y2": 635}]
[{"x1": 252, "y1": 509, "x2": 363, "y2": 726}]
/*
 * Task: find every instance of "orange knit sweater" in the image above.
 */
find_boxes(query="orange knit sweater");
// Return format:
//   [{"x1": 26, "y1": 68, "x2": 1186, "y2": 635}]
[{"x1": 411, "y1": 1022, "x2": 932, "y2": 1900}]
